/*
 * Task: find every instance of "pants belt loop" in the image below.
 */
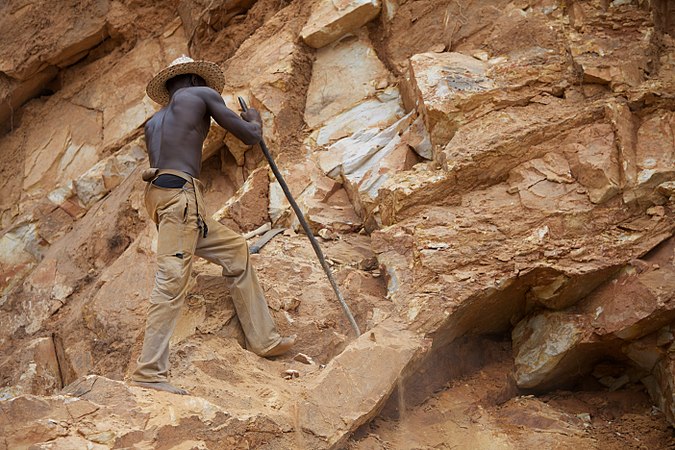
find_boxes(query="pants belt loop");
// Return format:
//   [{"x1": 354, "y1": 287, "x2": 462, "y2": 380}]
[{"x1": 192, "y1": 177, "x2": 208, "y2": 238}]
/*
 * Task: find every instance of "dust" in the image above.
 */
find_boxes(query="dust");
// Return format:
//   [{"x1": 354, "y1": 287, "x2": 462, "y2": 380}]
[{"x1": 350, "y1": 339, "x2": 675, "y2": 449}]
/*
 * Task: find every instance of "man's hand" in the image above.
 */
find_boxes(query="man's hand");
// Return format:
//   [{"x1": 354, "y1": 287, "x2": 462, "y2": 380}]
[{"x1": 241, "y1": 108, "x2": 262, "y2": 125}]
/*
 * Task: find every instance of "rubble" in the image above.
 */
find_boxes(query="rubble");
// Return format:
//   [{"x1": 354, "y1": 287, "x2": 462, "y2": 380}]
[
  {"x1": 283, "y1": 369, "x2": 300, "y2": 379},
  {"x1": 294, "y1": 352, "x2": 315, "y2": 365}
]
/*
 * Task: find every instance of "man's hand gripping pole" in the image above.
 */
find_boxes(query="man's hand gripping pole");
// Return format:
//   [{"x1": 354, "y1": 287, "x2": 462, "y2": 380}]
[{"x1": 238, "y1": 97, "x2": 361, "y2": 336}]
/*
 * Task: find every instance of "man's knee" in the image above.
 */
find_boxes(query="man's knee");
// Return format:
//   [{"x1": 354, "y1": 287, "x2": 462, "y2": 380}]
[
  {"x1": 153, "y1": 253, "x2": 191, "y2": 299},
  {"x1": 151, "y1": 282, "x2": 187, "y2": 310},
  {"x1": 235, "y1": 234, "x2": 249, "y2": 253},
  {"x1": 221, "y1": 235, "x2": 249, "y2": 276}
]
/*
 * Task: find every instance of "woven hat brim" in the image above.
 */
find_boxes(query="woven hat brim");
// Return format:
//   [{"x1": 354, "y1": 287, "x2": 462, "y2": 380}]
[{"x1": 146, "y1": 61, "x2": 225, "y2": 105}]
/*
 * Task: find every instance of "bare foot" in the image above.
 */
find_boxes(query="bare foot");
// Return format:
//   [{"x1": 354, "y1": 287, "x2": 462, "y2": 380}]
[
  {"x1": 132, "y1": 381, "x2": 189, "y2": 395},
  {"x1": 260, "y1": 335, "x2": 296, "y2": 358}
]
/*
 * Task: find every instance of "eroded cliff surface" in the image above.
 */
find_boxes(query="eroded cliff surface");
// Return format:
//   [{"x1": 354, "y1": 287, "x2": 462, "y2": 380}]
[{"x1": 0, "y1": 0, "x2": 674, "y2": 448}]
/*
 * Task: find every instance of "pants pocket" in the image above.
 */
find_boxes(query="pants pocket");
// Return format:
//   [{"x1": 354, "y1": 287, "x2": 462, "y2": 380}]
[{"x1": 152, "y1": 252, "x2": 192, "y2": 304}]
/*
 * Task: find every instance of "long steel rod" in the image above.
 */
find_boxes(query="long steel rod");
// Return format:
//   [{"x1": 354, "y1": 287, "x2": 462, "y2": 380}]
[{"x1": 238, "y1": 97, "x2": 361, "y2": 336}]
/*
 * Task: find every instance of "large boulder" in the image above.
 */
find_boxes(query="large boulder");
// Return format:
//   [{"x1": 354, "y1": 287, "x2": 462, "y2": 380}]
[
  {"x1": 404, "y1": 41, "x2": 571, "y2": 150},
  {"x1": 301, "y1": 0, "x2": 381, "y2": 49},
  {"x1": 375, "y1": 97, "x2": 606, "y2": 226},
  {"x1": 304, "y1": 30, "x2": 391, "y2": 129},
  {"x1": 513, "y1": 236, "x2": 675, "y2": 388}
]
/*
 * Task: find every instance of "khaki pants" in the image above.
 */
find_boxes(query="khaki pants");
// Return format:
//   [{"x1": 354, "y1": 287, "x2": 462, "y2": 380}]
[{"x1": 132, "y1": 178, "x2": 281, "y2": 383}]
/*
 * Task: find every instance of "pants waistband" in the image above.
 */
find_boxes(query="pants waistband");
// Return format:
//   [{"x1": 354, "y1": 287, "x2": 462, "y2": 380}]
[
  {"x1": 144, "y1": 167, "x2": 208, "y2": 237},
  {"x1": 154, "y1": 168, "x2": 195, "y2": 184}
]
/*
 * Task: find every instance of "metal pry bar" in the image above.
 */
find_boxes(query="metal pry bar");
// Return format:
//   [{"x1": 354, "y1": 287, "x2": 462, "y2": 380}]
[{"x1": 238, "y1": 97, "x2": 361, "y2": 336}]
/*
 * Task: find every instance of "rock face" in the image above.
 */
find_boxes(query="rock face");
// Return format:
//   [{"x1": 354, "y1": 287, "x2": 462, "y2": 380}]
[
  {"x1": 0, "y1": 0, "x2": 109, "y2": 128},
  {"x1": 1, "y1": 0, "x2": 674, "y2": 448}
]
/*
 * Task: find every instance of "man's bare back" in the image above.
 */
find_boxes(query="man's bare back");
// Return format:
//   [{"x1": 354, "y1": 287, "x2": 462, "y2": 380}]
[{"x1": 145, "y1": 84, "x2": 262, "y2": 178}]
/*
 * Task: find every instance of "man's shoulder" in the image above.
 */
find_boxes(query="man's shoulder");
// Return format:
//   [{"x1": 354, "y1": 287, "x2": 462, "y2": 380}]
[
  {"x1": 146, "y1": 110, "x2": 163, "y2": 127},
  {"x1": 174, "y1": 86, "x2": 218, "y2": 100}
]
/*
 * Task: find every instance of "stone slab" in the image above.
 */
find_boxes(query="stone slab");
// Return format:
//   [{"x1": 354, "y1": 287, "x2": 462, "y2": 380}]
[
  {"x1": 301, "y1": 0, "x2": 381, "y2": 49},
  {"x1": 304, "y1": 32, "x2": 389, "y2": 129}
]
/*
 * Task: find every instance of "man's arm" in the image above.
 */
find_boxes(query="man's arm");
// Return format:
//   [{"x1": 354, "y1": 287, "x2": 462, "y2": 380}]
[{"x1": 197, "y1": 87, "x2": 262, "y2": 145}]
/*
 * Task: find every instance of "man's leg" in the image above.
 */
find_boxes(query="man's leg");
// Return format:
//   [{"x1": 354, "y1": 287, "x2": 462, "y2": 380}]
[
  {"x1": 132, "y1": 186, "x2": 199, "y2": 393},
  {"x1": 195, "y1": 217, "x2": 293, "y2": 356}
]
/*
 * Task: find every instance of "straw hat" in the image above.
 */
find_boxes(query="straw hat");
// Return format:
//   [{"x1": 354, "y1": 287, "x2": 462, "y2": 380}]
[{"x1": 146, "y1": 55, "x2": 225, "y2": 105}]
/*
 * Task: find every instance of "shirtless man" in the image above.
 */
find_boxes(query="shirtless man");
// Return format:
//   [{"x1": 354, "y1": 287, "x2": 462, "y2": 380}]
[{"x1": 132, "y1": 56, "x2": 294, "y2": 395}]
